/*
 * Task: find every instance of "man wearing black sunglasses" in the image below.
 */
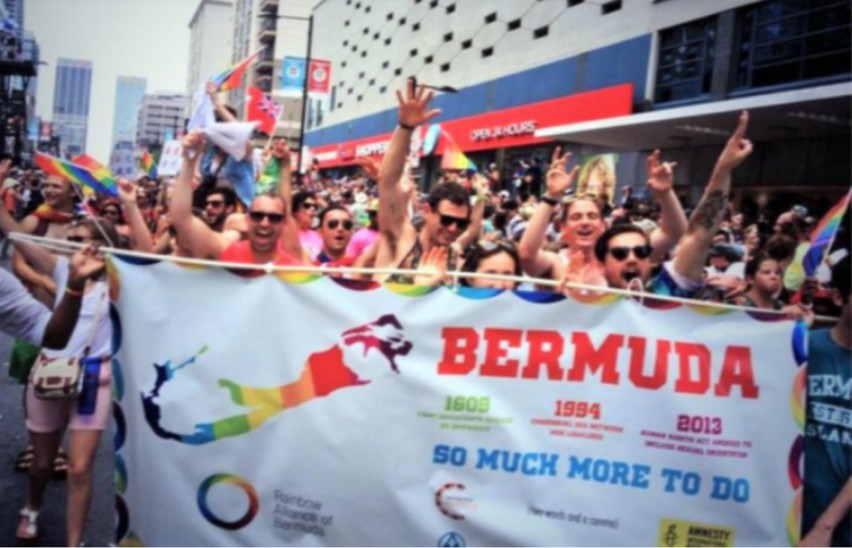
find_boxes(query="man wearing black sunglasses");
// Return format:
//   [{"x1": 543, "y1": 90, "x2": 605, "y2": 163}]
[
  {"x1": 373, "y1": 78, "x2": 483, "y2": 283},
  {"x1": 316, "y1": 206, "x2": 355, "y2": 267},
  {"x1": 173, "y1": 132, "x2": 305, "y2": 272},
  {"x1": 594, "y1": 111, "x2": 754, "y2": 297}
]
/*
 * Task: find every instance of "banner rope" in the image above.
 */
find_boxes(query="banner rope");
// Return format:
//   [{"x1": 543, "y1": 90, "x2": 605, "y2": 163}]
[{"x1": 9, "y1": 232, "x2": 839, "y2": 322}]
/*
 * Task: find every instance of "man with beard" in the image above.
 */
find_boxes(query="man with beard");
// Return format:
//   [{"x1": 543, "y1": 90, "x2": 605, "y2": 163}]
[
  {"x1": 201, "y1": 187, "x2": 237, "y2": 233},
  {"x1": 172, "y1": 131, "x2": 305, "y2": 272},
  {"x1": 316, "y1": 206, "x2": 355, "y2": 267},
  {"x1": 593, "y1": 111, "x2": 753, "y2": 296}
]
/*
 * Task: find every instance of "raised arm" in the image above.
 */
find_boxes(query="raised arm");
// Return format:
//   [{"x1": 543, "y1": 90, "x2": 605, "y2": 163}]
[
  {"x1": 673, "y1": 111, "x2": 753, "y2": 281},
  {"x1": 0, "y1": 204, "x2": 58, "y2": 277},
  {"x1": 378, "y1": 78, "x2": 441, "y2": 255},
  {"x1": 117, "y1": 178, "x2": 154, "y2": 252},
  {"x1": 273, "y1": 140, "x2": 304, "y2": 261},
  {"x1": 645, "y1": 150, "x2": 688, "y2": 263},
  {"x1": 171, "y1": 130, "x2": 226, "y2": 259},
  {"x1": 207, "y1": 81, "x2": 237, "y2": 123},
  {"x1": 42, "y1": 245, "x2": 105, "y2": 349},
  {"x1": 519, "y1": 148, "x2": 578, "y2": 277}
]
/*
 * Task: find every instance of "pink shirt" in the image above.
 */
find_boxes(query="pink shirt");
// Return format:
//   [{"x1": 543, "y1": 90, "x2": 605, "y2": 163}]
[
  {"x1": 346, "y1": 228, "x2": 379, "y2": 259},
  {"x1": 299, "y1": 229, "x2": 323, "y2": 260}
]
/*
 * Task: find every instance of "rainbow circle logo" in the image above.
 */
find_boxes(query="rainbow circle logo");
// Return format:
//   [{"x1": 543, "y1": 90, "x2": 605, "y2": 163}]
[{"x1": 197, "y1": 474, "x2": 259, "y2": 530}]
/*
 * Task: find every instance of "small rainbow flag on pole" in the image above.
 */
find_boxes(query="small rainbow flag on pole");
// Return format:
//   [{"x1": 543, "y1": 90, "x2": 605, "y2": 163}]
[
  {"x1": 440, "y1": 130, "x2": 476, "y2": 171},
  {"x1": 211, "y1": 48, "x2": 265, "y2": 92},
  {"x1": 803, "y1": 188, "x2": 851, "y2": 276},
  {"x1": 34, "y1": 152, "x2": 119, "y2": 198},
  {"x1": 139, "y1": 150, "x2": 157, "y2": 178}
]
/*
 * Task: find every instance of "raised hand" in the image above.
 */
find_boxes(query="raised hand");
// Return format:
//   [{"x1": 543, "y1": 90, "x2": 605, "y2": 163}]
[
  {"x1": 181, "y1": 130, "x2": 205, "y2": 159},
  {"x1": 116, "y1": 178, "x2": 137, "y2": 205},
  {"x1": 646, "y1": 149, "x2": 677, "y2": 195},
  {"x1": 68, "y1": 244, "x2": 105, "y2": 286},
  {"x1": 471, "y1": 172, "x2": 489, "y2": 199},
  {"x1": 545, "y1": 147, "x2": 579, "y2": 199},
  {"x1": 413, "y1": 246, "x2": 448, "y2": 287},
  {"x1": 205, "y1": 81, "x2": 220, "y2": 101},
  {"x1": 396, "y1": 77, "x2": 441, "y2": 129},
  {"x1": 559, "y1": 249, "x2": 608, "y2": 298},
  {"x1": 716, "y1": 111, "x2": 753, "y2": 172},
  {"x1": 354, "y1": 156, "x2": 381, "y2": 180}
]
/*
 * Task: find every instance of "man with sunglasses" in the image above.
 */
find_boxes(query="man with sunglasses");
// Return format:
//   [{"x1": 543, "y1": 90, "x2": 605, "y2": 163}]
[
  {"x1": 374, "y1": 78, "x2": 483, "y2": 283},
  {"x1": 594, "y1": 111, "x2": 754, "y2": 297},
  {"x1": 292, "y1": 191, "x2": 323, "y2": 261},
  {"x1": 202, "y1": 188, "x2": 236, "y2": 233},
  {"x1": 172, "y1": 131, "x2": 304, "y2": 272},
  {"x1": 316, "y1": 206, "x2": 356, "y2": 267}
]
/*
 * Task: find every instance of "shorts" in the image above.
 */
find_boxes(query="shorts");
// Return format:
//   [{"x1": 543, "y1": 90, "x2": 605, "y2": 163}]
[{"x1": 25, "y1": 360, "x2": 112, "y2": 433}]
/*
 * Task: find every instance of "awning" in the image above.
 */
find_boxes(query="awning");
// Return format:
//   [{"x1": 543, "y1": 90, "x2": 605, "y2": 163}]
[{"x1": 535, "y1": 82, "x2": 851, "y2": 150}]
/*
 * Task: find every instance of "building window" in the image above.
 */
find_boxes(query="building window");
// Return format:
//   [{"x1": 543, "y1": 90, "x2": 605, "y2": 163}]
[
  {"x1": 441, "y1": 63, "x2": 450, "y2": 72},
  {"x1": 485, "y1": 12, "x2": 497, "y2": 24},
  {"x1": 446, "y1": 4, "x2": 456, "y2": 14},
  {"x1": 363, "y1": 27, "x2": 369, "y2": 34},
  {"x1": 361, "y1": 50, "x2": 367, "y2": 58},
  {"x1": 382, "y1": 61, "x2": 389, "y2": 68},
  {"x1": 365, "y1": 5, "x2": 371, "y2": 12},
  {"x1": 410, "y1": 48, "x2": 418, "y2": 56},
  {"x1": 413, "y1": 22, "x2": 420, "y2": 31},
  {"x1": 394, "y1": 68, "x2": 403, "y2": 76},
  {"x1": 357, "y1": 95, "x2": 363, "y2": 102},
  {"x1": 534, "y1": 26, "x2": 549, "y2": 39},
  {"x1": 385, "y1": 37, "x2": 392, "y2": 45},
  {"x1": 602, "y1": 0, "x2": 621, "y2": 14},
  {"x1": 425, "y1": 55, "x2": 434, "y2": 64},
  {"x1": 430, "y1": 0, "x2": 438, "y2": 8},
  {"x1": 369, "y1": 78, "x2": 375, "y2": 86},
  {"x1": 734, "y1": 0, "x2": 851, "y2": 91},
  {"x1": 444, "y1": 32, "x2": 453, "y2": 42},
  {"x1": 461, "y1": 39, "x2": 472, "y2": 49},
  {"x1": 342, "y1": 61, "x2": 347, "y2": 68},
  {"x1": 568, "y1": 0, "x2": 583, "y2": 6},
  {"x1": 374, "y1": 32, "x2": 380, "y2": 40},
  {"x1": 654, "y1": 16, "x2": 717, "y2": 104},
  {"x1": 387, "y1": 12, "x2": 393, "y2": 20},
  {"x1": 359, "y1": 71, "x2": 365, "y2": 79},
  {"x1": 482, "y1": 47, "x2": 494, "y2": 58},
  {"x1": 508, "y1": 19, "x2": 521, "y2": 31},
  {"x1": 330, "y1": 86, "x2": 336, "y2": 111},
  {"x1": 399, "y1": 17, "x2": 407, "y2": 25}
]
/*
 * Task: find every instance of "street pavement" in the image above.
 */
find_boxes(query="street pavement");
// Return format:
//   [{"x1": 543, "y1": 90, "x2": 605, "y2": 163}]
[{"x1": 0, "y1": 257, "x2": 114, "y2": 547}]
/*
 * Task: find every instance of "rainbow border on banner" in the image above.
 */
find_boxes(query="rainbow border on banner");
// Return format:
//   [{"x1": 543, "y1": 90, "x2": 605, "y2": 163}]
[{"x1": 108, "y1": 254, "x2": 802, "y2": 545}]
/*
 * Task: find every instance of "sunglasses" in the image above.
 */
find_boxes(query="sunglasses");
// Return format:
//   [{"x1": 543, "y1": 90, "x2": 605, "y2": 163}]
[
  {"x1": 477, "y1": 240, "x2": 516, "y2": 253},
  {"x1": 439, "y1": 214, "x2": 471, "y2": 231},
  {"x1": 67, "y1": 235, "x2": 95, "y2": 244},
  {"x1": 301, "y1": 202, "x2": 317, "y2": 210},
  {"x1": 608, "y1": 245, "x2": 652, "y2": 261},
  {"x1": 205, "y1": 200, "x2": 225, "y2": 208},
  {"x1": 326, "y1": 219, "x2": 353, "y2": 230},
  {"x1": 248, "y1": 211, "x2": 285, "y2": 224}
]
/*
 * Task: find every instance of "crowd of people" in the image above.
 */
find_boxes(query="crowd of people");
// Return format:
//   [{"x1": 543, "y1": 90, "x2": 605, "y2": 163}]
[{"x1": 0, "y1": 77, "x2": 849, "y2": 546}]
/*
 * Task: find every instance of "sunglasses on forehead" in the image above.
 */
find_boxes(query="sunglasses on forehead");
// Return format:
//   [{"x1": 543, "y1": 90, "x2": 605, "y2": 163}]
[
  {"x1": 608, "y1": 245, "x2": 652, "y2": 261},
  {"x1": 439, "y1": 214, "x2": 470, "y2": 231},
  {"x1": 326, "y1": 219, "x2": 353, "y2": 230},
  {"x1": 248, "y1": 211, "x2": 285, "y2": 224}
]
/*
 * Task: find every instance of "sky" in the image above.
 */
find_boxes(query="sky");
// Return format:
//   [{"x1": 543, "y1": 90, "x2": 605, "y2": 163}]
[{"x1": 26, "y1": 0, "x2": 199, "y2": 161}]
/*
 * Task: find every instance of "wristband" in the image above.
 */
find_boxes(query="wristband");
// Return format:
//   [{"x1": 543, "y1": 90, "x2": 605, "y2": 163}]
[
  {"x1": 65, "y1": 286, "x2": 84, "y2": 298},
  {"x1": 541, "y1": 195, "x2": 560, "y2": 207},
  {"x1": 398, "y1": 122, "x2": 416, "y2": 131}
]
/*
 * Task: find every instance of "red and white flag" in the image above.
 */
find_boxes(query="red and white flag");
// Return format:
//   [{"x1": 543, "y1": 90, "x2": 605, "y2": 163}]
[
  {"x1": 307, "y1": 59, "x2": 331, "y2": 95},
  {"x1": 245, "y1": 86, "x2": 284, "y2": 135}
]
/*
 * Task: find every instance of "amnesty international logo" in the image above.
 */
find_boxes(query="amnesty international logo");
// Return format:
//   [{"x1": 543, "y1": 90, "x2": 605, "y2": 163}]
[{"x1": 658, "y1": 518, "x2": 735, "y2": 547}]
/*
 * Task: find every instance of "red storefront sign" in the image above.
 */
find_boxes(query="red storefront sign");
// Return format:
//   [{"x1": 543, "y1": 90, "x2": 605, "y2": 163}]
[{"x1": 310, "y1": 83, "x2": 633, "y2": 168}]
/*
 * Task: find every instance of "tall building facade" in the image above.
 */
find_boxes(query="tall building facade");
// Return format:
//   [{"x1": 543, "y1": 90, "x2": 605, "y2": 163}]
[
  {"x1": 230, "y1": 0, "x2": 318, "y2": 147},
  {"x1": 187, "y1": 0, "x2": 233, "y2": 100},
  {"x1": 305, "y1": 0, "x2": 850, "y2": 213},
  {"x1": 52, "y1": 58, "x2": 92, "y2": 157},
  {"x1": 2, "y1": 0, "x2": 23, "y2": 39},
  {"x1": 112, "y1": 76, "x2": 147, "y2": 146},
  {"x1": 136, "y1": 92, "x2": 188, "y2": 150}
]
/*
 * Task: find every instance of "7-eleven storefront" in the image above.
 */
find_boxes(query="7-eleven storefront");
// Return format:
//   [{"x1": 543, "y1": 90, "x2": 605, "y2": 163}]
[{"x1": 308, "y1": 84, "x2": 634, "y2": 189}]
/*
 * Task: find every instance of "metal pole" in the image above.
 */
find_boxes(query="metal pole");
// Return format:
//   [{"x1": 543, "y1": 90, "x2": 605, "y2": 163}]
[{"x1": 296, "y1": 14, "x2": 313, "y2": 175}]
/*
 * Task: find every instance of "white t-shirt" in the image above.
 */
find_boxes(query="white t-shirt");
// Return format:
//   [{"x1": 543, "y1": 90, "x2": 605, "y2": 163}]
[
  {"x1": 0, "y1": 268, "x2": 50, "y2": 346},
  {"x1": 42, "y1": 256, "x2": 111, "y2": 359}
]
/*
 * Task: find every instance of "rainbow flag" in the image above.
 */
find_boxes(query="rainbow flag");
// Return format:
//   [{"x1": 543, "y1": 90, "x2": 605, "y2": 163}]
[
  {"x1": 73, "y1": 154, "x2": 113, "y2": 198},
  {"x1": 211, "y1": 48, "x2": 264, "y2": 92},
  {"x1": 803, "y1": 188, "x2": 851, "y2": 275},
  {"x1": 34, "y1": 152, "x2": 119, "y2": 198},
  {"x1": 140, "y1": 150, "x2": 157, "y2": 178},
  {"x1": 440, "y1": 130, "x2": 476, "y2": 171}
]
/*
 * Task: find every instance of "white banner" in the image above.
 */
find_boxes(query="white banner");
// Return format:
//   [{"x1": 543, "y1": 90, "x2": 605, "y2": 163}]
[
  {"x1": 156, "y1": 140, "x2": 183, "y2": 177},
  {"x1": 110, "y1": 258, "x2": 802, "y2": 546}
]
